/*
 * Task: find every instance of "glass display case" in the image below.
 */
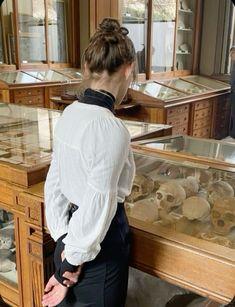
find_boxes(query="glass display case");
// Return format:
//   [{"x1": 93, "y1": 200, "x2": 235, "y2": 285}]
[
  {"x1": 54, "y1": 68, "x2": 83, "y2": 80},
  {"x1": 124, "y1": 120, "x2": 172, "y2": 141},
  {"x1": 126, "y1": 145, "x2": 235, "y2": 302},
  {"x1": 131, "y1": 81, "x2": 187, "y2": 101},
  {"x1": 157, "y1": 78, "x2": 210, "y2": 94},
  {"x1": 23, "y1": 70, "x2": 72, "y2": 82},
  {"x1": 132, "y1": 135, "x2": 235, "y2": 168},
  {"x1": 0, "y1": 71, "x2": 41, "y2": 85},
  {"x1": 0, "y1": 208, "x2": 17, "y2": 286},
  {"x1": 182, "y1": 75, "x2": 230, "y2": 91},
  {"x1": 0, "y1": 103, "x2": 60, "y2": 186}
]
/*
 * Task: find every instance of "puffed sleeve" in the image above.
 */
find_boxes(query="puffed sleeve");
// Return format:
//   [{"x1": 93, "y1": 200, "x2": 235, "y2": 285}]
[
  {"x1": 44, "y1": 153, "x2": 70, "y2": 241},
  {"x1": 62, "y1": 118, "x2": 131, "y2": 266}
]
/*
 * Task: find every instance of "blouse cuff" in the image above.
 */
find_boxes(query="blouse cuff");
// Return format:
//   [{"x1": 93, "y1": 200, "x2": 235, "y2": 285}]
[{"x1": 54, "y1": 259, "x2": 79, "y2": 286}]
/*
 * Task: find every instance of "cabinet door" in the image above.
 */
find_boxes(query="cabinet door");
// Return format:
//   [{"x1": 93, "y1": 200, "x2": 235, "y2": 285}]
[{"x1": 175, "y1": 0, "x2": 195, "y2": 71}]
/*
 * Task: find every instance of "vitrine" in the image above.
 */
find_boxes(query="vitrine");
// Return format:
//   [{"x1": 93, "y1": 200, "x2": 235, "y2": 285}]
[
  {"x1": 125, "y1": 75, "x2": 230, "y2": 139},
  {"x1": 126, "y1": 141, "x2": 235, "y2": 304}
]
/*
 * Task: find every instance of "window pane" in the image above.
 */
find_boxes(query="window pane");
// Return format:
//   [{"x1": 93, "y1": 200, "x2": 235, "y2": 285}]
[
  {"x1": 18, "y1": 0, "x2": 46, "y2": 64},
  {"x1": 152, "y1": 0, "x2": 176, "y2": 72},
  {"x1": 48, "y1": 0, "x2": 69, "y2": 63},
  {"x1": 121, "y1": 0, "x2": 148, "y2": 73},
  {"x1": 1, "y1": 0, "x2": 14, "y2": 64}
]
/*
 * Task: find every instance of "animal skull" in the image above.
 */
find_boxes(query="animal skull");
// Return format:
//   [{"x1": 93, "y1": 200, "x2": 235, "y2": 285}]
[
  {"x1": 208, "y1": 181, "x2": 234, "y2": 206},
  {"x1": 156, "y1": 182, "x2": 186, "y2": 213},
  {"x1": 211, "y1": 197, "x2": 235, "y2": 235},
  {"x1": 126, "y1": 174, "x2": 155, "y2": 203}
]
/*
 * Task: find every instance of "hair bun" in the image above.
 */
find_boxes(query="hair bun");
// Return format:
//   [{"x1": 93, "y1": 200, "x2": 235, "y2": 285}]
[
  {"x1": 99, "y1": 18, "x2": 120, "y2": 32},
  {"x1": 99, "y1": 18, "x2": 129, "y2": 36}
]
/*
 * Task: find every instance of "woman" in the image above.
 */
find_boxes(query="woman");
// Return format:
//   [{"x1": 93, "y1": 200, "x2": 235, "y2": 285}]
[{"x1": 42, "y1": 18, "x2": 136, "y2": 307}]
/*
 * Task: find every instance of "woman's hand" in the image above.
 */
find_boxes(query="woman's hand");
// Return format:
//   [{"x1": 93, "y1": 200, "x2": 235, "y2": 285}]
[
  {"x1": 62, "y1": 265, "x2": 83, "y2": 287},
  {"x1": 42, "y1": 275, "x2": 68, "y2": 307}
]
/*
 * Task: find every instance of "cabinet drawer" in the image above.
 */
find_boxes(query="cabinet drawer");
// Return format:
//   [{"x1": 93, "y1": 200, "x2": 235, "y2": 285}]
[
  {"x1": 13, "y1": 88, "x2": 44, "y2": 97},
  {"x1": 193, "y1": 116, "x2": 211, "y2": 130},
  {"x1": 167, "y1": 104, "x2": 189, "y2": 118},
  {"x1": 167, "y1": 114, "x2": 188, "y2": 126},
  {"x1": 192, "y1": 126, "x2": 210, "y2": 138},
  {"x1": 194, "y1": 100, "x2": 211, "y2": 110},
  {"x1": 172, "y1": 124, "x2": 188, "y2": 135},
  {"x1": 15, "y1": 95, "x2": 44, "y2": 106},
  {"x1": 194, "y1": 108, "x2": 212, "y2": 120}
]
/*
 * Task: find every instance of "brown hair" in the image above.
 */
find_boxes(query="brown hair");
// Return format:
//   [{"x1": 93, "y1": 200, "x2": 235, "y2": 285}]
[{"x1": 83, "y1": 18, "x2": 136, "y2": 76}]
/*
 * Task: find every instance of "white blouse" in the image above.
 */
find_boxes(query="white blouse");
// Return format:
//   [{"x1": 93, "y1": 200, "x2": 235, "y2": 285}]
[{"x1": 44, "y1": 101, "x2": 135, "y2": 266}]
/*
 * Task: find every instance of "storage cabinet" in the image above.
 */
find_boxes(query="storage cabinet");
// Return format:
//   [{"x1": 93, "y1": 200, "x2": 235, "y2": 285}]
[
  {"x1": 127, "y1": 138, "x2": 235, "y2": 303},
  {"x1": 0, "y1": 69, "x2": 82, "y2": 107},
  {"x1": 0, "y1": 103, "x2": 173, "y2": 306},
  {"x1": 125, "y1": 75, "x2": 230, "y2": 139}
]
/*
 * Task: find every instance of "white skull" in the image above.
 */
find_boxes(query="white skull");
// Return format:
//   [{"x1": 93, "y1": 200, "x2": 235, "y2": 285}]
[
  {"x1": 208, "y1": 181, "x2": 234, "y2": 206},
  {"x1": 128, "y1": 197, "x2": 159, "y2": 223},
  {"x1": 126, "y1": 174, "x2": 155, "y2": 203},
  {"x1": 211, "y1": 197, "x2": 235, "y2": 235},
  {"x1": 182, "y1": 196, "x2": 210, "y2": 221},
  {"x1": 177, "y1": 176, "x2": 199, "y2": 198},
  {"x1": 156, "y1": 182, "x2": 186, "y2": 213}
]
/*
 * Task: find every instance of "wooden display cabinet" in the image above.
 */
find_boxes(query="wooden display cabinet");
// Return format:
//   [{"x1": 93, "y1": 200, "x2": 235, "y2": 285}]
[
  {"x1": 0, "y1": 69, "x2": 82, "y2": 108},
  {"x1": 125, "y1": 75, "x2": 231, "y2": 139},
  {"x1": 127, "y1": 138, "x2": 235, "y2": 304},
  {"x1": 0, "y1": 103, "x2": 172, "y2": 306}
]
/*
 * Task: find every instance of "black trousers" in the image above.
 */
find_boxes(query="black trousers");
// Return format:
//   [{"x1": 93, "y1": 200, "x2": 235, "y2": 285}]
[{"x1": 54, "y1": 203, "x2": 130, "y2": 307}]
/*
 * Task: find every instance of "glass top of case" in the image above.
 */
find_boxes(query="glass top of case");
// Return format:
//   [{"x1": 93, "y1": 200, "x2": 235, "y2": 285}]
[
  {"x1": 131, "y1": 81, "x2": 187, "y2": 101},
  {"x1": 0, "y1": 71, "x2": 41, "y2": 84},
  {"x1": 0, "y1": 103, "x2": 61, "y2": 185},
  {"x1": 126, "y1": 150, "x2": 235, "y2": 253},
  {"x1": 124, "y1": 120, "x2": 171, "y2": 138},
  {"x1": 158, "y1": 79, "x2": 210, "y2": 94},
  {"x1": 134, "y1": 135, "x2": 235, "y2": 165},
  {"x1": 55, "y1": 68, "x2": 83, "y2": 80},
  {"x1": 182, "y1": 75, "x2": 230, "y2": 90},
  {"x1": 24, "y1": 70, "x2": 71, "y2": 82}
]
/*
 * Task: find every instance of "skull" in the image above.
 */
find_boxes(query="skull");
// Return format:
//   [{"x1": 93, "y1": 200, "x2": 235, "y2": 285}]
[
  {"x1": 208, "y1": 181, "x2": 234, "y2": 206},
  {"x1": 177, "y1": 176, "x2": 199, "y2": 198},
  {"x1": 128, "y1": 197, "x2": 159, "y2": 223},
  {"x1": 156, "y1": 181, "x2": 186, "y2": 213},
  {"x1": 126, "y1": 174, "x2": 155, "y2": 203},
  {"x1": 211, "y1": 197, "x2": 235, "y2": 235},
  {"x1": 182, "y1": 196, "x2": 210, "y2": 221}
]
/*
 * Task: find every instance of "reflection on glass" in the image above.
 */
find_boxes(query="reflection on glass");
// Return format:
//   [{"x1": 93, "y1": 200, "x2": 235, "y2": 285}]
[
  {"x1": 125, "y1": 151, "x2": 235, "y2": 250},
  {"x1": 24, "y1": 70, "x2": 71, "y2": 82},
  {"x1": 1, "y1": 0, "x2": 14, "y2": 64},
  {"x1": 159, "y1": 79, "x2": 209, "y2": 94},
  {"x1": 18, "y1": 0, "x2": 46, "y2": 63},
  {"x1": 139, "y1": 135, "x2": 235, "y2": 164},
  {"x1": 0, "y1": 103, "x2": 61, "y2": 168},
  {"x1": 0, "y1": 71, "x2": 41, "y2": 84},
  {"x1": 121, "y1": 0, "x2": 147, "y2": 73},
  {"x1": 152, "y1": 0, "x2": 176, "y2": 72},
  {"x1": 124, "y1": 120, "x2": 171, "y2": 138},
  {"x1": 131, "y1": 81, "x2": 186, "y2": 100},
  {"x1": 182, "y1": 75, "x2": 230, "y2": 90},
  {"x1": 0, "y1": 209, "x2": 17, "y2": 286},
  {"x1": 55, "y1": 68, "x2": 83, "y2": 80},
  {"x1": 48, "y1": 0, "x2": 69, "y2": 63}
]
